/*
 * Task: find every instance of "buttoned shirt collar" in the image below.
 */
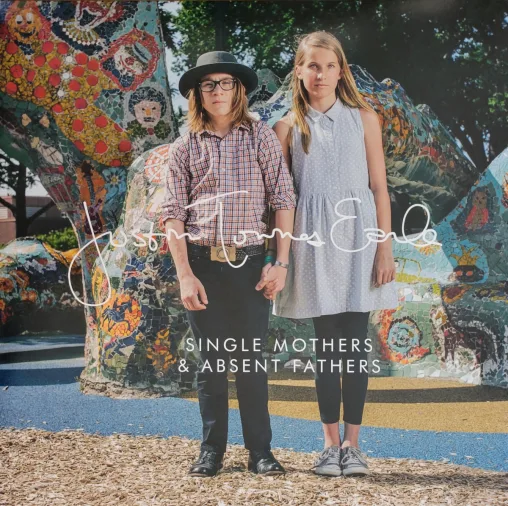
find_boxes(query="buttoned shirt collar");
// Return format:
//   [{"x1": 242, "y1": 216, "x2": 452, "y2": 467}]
[
  {"x1": 307, "y1": 98, "x2": 343, "y2": 123},
  {"x1": 200, "y1": 122, "x2": 252, "y2": 138}
]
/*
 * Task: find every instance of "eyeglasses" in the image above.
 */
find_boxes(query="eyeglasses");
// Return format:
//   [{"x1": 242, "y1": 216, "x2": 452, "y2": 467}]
[{"x1": 199, "y1": 78, "x2": 237, "y2": 92}]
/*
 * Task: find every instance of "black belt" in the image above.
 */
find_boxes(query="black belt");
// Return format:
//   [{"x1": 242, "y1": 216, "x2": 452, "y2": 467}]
[{"x1": 187, "y1": 242, "x2": 265, "y2": 261}]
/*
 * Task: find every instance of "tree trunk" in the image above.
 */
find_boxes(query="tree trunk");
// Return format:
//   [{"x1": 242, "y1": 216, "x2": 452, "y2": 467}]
[
  {"x1": 15, "y1": 165, "x2": 28, "y2": 238},
  {"x1": 214, "y1": 2, "x2": 228, "y2": 51}
]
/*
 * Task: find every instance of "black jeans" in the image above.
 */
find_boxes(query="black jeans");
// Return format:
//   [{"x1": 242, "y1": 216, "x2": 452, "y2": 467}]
[
  {"x1": 312, "y1": 311, "x2": 371, "y2": 425},
  {"x1": 185, "y1": 253, "x2": 272, "y2": 455}
]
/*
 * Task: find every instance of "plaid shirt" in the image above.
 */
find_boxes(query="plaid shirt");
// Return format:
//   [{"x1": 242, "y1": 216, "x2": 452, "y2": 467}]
[{"x1": 161, "y1": 120, "x2": 296, "y2": 247}]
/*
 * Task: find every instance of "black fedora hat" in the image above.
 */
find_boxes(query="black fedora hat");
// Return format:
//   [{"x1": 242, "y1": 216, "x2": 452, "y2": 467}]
[{"x1": 178, "y1": 51, "x2": 258, "y2": 98}]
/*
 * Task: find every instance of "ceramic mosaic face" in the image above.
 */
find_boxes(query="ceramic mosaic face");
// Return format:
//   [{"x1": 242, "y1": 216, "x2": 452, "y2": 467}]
[
  {"x1": 100, "y1": 28, "x2": 160, "y2": 91},
  {"x1": 74, "y1": 0, "x2": 124, "y2": 31},
  {"x1": 133, "y1": 100, "x2": 162, "y2": 128},
  {"x1": 113, "y1": 44, "x2": 148, "y2": 76},
  {"x1": 6, "y1": 1, "x2": 45, "y2": 44}
]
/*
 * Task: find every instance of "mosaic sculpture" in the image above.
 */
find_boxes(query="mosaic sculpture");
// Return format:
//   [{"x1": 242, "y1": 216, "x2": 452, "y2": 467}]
[
  {"x1": 1, "y1": 1, "x2": 505, "y2": 393},
  {"x1": 0, "y1": 1, "x2": 178, "y2": 391},
  {"x1": 0, "y1": 237, "x2": 84, "y2": 336},
  {"x1": 377, "y1": 147, "x2": 508, "y2": 387},
  {"x1": 85, "y1": 81, "x2": 506, "y2": 394}
]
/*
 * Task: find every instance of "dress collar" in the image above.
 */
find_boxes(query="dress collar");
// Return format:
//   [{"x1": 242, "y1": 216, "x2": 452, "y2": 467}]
[{"x1": 306, "y1": 98, "x2": 343, "y2": 123}]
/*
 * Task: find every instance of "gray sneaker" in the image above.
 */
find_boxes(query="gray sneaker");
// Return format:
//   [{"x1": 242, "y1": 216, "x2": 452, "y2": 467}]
[
  {"x1": 340, "y1": 446, "x2": 370, "y2": 477},
  {"x1": 311, "y1": 445, "x2": 342, "y2": 477}
]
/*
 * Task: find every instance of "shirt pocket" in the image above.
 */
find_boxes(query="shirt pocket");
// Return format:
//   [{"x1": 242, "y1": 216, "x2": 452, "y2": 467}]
[{"x1": 234, "y1": 143, "x2": 265, "y2": 199}]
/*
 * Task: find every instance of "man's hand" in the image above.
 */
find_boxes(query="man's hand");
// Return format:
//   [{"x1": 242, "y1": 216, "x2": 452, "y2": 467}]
[
  {"x1": 179, "y1": 272, "x2": 208, "y2": 310},
  {"x1": 256, "y1": 264, "x2": 287, "y2": 300}
]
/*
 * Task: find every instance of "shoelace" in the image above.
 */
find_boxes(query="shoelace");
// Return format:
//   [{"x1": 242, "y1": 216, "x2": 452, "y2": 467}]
[
  {"x1": 341, "y1": 446, "x2": 366, "y2": 466},
  {"x1": 313, "y1": 446, "x2": 341, "y2": 468}
]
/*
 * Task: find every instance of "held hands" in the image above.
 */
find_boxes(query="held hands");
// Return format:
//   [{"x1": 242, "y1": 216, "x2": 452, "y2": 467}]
[
  {"x1": 179, "y1": 272, "x2": 208, "y2": 311},
  {"x1": 256, "y1": 263, "x2": 288, "y2": 300},
  {"x1": 372, "y1": 247, "x2": 396, "y2": 288},
  {"x1": 179, "y1": 258, "x2": 285, "y2": 310},
  {"x1": 178, "y1": 246, "x2": 395, "y2": 310}
]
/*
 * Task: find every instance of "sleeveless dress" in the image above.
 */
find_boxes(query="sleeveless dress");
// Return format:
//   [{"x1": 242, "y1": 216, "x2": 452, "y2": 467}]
[{"x1": 273, "y1": 98, "x2": 399, "y2": 319}]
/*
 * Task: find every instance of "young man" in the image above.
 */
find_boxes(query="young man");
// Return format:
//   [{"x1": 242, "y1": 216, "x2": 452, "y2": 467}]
[{"x1": 161, "y1": 51, "x2": 296, "y2": 477}]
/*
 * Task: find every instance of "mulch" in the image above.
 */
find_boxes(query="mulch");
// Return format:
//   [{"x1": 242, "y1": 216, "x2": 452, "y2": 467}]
[{"x1": 1, "y1": 428, "x2": 507, "y2": 506}]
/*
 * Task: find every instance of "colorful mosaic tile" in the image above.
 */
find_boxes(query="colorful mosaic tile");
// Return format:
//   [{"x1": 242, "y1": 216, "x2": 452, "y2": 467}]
[
  {"x1": 0, "y1": 237, "x2": 84, "y2": 336},
  {"x1": 1, "y1": 2, "x2": 506, "y2": 392}
]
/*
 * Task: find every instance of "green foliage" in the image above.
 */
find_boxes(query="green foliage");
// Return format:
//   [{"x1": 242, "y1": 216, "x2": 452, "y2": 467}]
[
  {"x1": 161, "y1": 1, "x2": 348, "y2": 76},
  {"x1": 36, "y1": 227, "x2": 78, "y2": 251},
  {"x1": 160, "y1": 0, "x2": 507, "y2": 168},
  {"x1": 174, "y1": 105, "x2": 186, "y2": 131}
]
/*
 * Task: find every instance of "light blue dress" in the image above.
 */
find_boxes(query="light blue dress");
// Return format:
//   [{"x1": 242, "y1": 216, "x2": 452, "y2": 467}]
[{"x1": 273, "y1": 98, "x2": 399, "y2": 319}]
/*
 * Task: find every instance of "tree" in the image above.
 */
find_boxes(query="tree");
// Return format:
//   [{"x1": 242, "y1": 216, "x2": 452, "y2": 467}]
[
  {"x1": 0, "y1": 150, "x2": 55, "y2": 239},
  {"x1": 160, "y1": 0, "x2": 507, "y2": 170},
  {"x1": 174, "y1": 105, "x2": 186, "y2": 131}
]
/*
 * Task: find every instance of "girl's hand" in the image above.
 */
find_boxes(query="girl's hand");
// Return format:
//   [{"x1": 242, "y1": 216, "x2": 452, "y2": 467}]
[
  {"x1": 372, "y1": 247, "x2": 396, "y2": 287},
  {"x1": 256, "y1": 262, "x2": 273, "y2": 294},
  {"x1": 260, "y1": 262, "x2": 272, "y2": 282},
  {"x1": 257, "y1": 264, "x2": 288, "y2": 300}
]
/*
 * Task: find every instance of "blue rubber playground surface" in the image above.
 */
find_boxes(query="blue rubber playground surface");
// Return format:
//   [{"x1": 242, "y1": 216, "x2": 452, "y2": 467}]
[{"x1": 1, "y1": 336, "x2": 507, "y2": 472}]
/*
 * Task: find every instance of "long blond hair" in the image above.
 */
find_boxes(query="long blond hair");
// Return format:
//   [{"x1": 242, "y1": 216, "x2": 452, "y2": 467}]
[
  {"x1": 291, "y1": 31, "x2": 374, "y2": 154},
  {"x1": 186, "y1": 77, "x2": 253, "y2": 133}
]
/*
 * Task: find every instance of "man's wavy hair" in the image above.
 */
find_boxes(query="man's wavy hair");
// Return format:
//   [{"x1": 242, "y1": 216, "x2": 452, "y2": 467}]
[{"x1": 186, "y1": 75, "x2": 254, "y2": 133}]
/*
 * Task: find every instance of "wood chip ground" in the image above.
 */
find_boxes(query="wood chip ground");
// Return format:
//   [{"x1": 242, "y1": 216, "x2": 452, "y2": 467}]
[{"x1": 1, "y1": 428, "x2": 507, "y2": 505}]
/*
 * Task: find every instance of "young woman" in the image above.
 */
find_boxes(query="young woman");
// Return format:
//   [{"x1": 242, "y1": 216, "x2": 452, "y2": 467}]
[
  {"x1": 265, "y1": 32, "x2": 399, "y2": 477},
  {"x1": 162, "y1": 51, "x2": 295, "y2": 477}
]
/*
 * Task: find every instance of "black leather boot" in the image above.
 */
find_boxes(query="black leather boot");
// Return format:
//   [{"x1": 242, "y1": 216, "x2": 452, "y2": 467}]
[
  {"x1": 189, "y1": 448, "x2": 224, "y2": 477},
  {"x1": 248, "y1": 450, "x2": 286, "y2": 475}
]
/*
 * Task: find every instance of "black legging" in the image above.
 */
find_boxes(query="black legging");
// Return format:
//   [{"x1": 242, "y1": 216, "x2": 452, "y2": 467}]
[{"x1": 312, "y1": 311, "x2": 371, "y2": 425}]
